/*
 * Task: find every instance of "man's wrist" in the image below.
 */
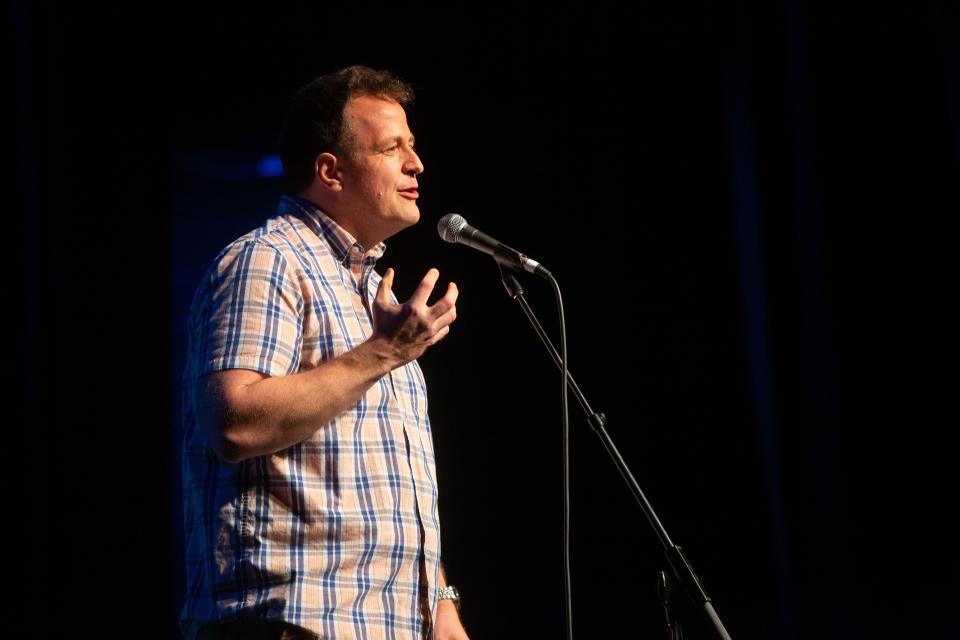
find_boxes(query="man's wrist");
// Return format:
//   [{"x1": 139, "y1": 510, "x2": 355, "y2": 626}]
[{"x1": 358, "y1": 336, "x2": 403, "y2": 376}]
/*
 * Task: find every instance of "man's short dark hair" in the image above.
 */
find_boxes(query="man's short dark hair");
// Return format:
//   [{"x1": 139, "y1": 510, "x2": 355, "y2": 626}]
[{"x1": 279, "y1": 65, "x2": 415, "y2": 193}]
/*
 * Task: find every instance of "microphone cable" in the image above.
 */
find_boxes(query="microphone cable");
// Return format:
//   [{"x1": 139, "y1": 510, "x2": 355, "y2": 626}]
[
  {"x1": 546, "y1": 272, "x2": 574, "y2": 640},
  {"x1": 437, "y1": 213, "x2": 572, "y2": 636}
]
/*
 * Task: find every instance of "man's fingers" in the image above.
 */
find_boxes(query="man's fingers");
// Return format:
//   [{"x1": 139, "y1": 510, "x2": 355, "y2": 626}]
[
  {"x1": 409, "y1": 268, "x2": 440, "y2": 307},
  {"x1": 376, "y1": 268, "x2": 395, "y2": 305},
  {"x1": 429, "y1": 282, "x2": 459, "y2": 318},
  {"x1": 431, "y1": 305, "x2": 457, "y2": 335},
  {"x1": 428, "y1": 324, "x2": 451, "y2": 346},
  {"x1": 378, "y1": 269, "x2": 456, "y2": 352}
]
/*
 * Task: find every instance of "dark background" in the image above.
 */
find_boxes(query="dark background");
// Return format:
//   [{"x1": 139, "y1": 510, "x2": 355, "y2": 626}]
[{"x1": 13, "y1": 1, "x2": 959, "y2": 638}]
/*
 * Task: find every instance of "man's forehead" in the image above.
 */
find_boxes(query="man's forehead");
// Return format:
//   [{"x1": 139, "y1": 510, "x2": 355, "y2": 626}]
[{"x1": 345, "y1": 95, "x2": 410, "y2": 131}]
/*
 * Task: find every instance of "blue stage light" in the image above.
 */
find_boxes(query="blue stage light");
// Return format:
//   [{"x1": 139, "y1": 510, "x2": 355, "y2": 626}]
[{"x1": 257, "y1": 155, "x2": 284, "y2": 178}]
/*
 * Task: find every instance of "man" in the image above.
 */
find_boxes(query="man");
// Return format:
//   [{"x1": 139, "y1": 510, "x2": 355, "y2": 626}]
[{"x1": 179, "y1": 66, "x2": 468, "y2": 640}]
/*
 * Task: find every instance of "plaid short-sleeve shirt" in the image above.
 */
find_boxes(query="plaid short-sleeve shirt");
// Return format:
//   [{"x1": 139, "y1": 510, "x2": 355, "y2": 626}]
[{"x1": 180, "y1": 195, "x2": 441, "y2": 639}]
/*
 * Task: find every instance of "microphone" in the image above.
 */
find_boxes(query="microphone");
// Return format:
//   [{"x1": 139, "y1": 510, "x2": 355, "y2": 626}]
[{"x1": 437, "y1": 213, "x2": 552, "y2": 278}]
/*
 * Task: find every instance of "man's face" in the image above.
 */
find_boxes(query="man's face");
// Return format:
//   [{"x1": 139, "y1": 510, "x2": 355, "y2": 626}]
[{"x1": 338, "y1": 94, "x2": 424, "y2": 247}]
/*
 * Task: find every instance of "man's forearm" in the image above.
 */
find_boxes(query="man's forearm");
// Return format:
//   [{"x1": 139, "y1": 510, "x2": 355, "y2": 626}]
[
  {"x1": 202, "y1": 266, "x2": 458, "y2": 464},
  {"x1": 203, "y1": 336, "x2": 401, "y2": 463}
]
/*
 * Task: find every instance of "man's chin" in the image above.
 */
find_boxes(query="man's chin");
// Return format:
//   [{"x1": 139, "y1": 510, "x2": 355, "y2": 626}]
[
  {"x1": 402, "y1": 205, "x2": 421, "y2": 226},
  {"x1": 382, "y1": 208, "x2": 420, "y2": 239}
]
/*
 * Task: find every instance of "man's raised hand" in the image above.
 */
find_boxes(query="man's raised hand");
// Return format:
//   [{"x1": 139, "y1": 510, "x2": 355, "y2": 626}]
[{"x1": 371, "y1": 268, "x2": 458, "y2": 367}]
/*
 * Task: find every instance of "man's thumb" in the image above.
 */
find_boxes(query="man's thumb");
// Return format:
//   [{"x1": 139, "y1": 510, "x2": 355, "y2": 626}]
[{"x1": 377, "y1": 268, "x2": 395, "y2": 303}]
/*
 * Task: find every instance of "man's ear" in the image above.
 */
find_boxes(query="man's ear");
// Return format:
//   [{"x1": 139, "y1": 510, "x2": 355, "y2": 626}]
[{"x1": 315, "y1": 152, "x2": 342, "y2": 192}]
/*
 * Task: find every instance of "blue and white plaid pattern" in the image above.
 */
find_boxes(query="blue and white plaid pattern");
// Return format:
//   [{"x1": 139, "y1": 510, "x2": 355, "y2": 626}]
[{"x1": 180, "y1": 195, "x2": 441, "y2": 639}]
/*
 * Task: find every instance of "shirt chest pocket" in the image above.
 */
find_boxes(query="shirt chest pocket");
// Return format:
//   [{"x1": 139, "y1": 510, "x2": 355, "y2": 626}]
[{"x1": 299, "y1": 291, "x2": 374, "y2": 369}]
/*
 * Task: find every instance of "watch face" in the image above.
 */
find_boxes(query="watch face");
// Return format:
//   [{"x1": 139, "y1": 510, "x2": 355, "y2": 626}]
[{"x1": 439, "y1": 586, "x2": 460, "y2": 609}]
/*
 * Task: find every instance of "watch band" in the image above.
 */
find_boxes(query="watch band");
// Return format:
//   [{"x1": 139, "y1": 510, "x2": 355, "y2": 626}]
[{"x1": 437, "y1": 585, "x2": 461, "y2": 612}]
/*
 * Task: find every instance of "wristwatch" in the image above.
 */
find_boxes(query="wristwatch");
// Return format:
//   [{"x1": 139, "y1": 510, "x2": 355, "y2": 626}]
[{"x1": 437, "y1": 585, "x2": 461, "y2": 613}]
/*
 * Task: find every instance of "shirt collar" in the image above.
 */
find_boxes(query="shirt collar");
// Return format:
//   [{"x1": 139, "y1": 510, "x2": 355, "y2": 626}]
[{"x1": 279, "y1": 194, "x2": 387, "y2": 269}]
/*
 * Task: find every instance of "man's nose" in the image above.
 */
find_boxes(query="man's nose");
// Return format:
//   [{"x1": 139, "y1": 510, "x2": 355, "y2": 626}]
[{"x1": 405, "y1": 149, "x2": 424, "y2": 175}]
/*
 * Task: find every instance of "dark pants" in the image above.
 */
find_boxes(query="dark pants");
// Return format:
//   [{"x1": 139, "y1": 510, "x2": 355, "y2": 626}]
[{"x1": 194, "y1": 619, "x2": 319, "y2": 640}]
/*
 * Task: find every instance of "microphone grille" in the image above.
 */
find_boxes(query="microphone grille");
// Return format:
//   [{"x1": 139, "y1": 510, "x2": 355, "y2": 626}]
[{"x1": 437, "y1": 213, "x2": 469, "y2": 244}]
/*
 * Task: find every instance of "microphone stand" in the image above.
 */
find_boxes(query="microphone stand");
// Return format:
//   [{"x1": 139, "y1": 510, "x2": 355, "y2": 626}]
[{"x1": 497, "y1": 266, "x2": 733, "y2": 640}]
